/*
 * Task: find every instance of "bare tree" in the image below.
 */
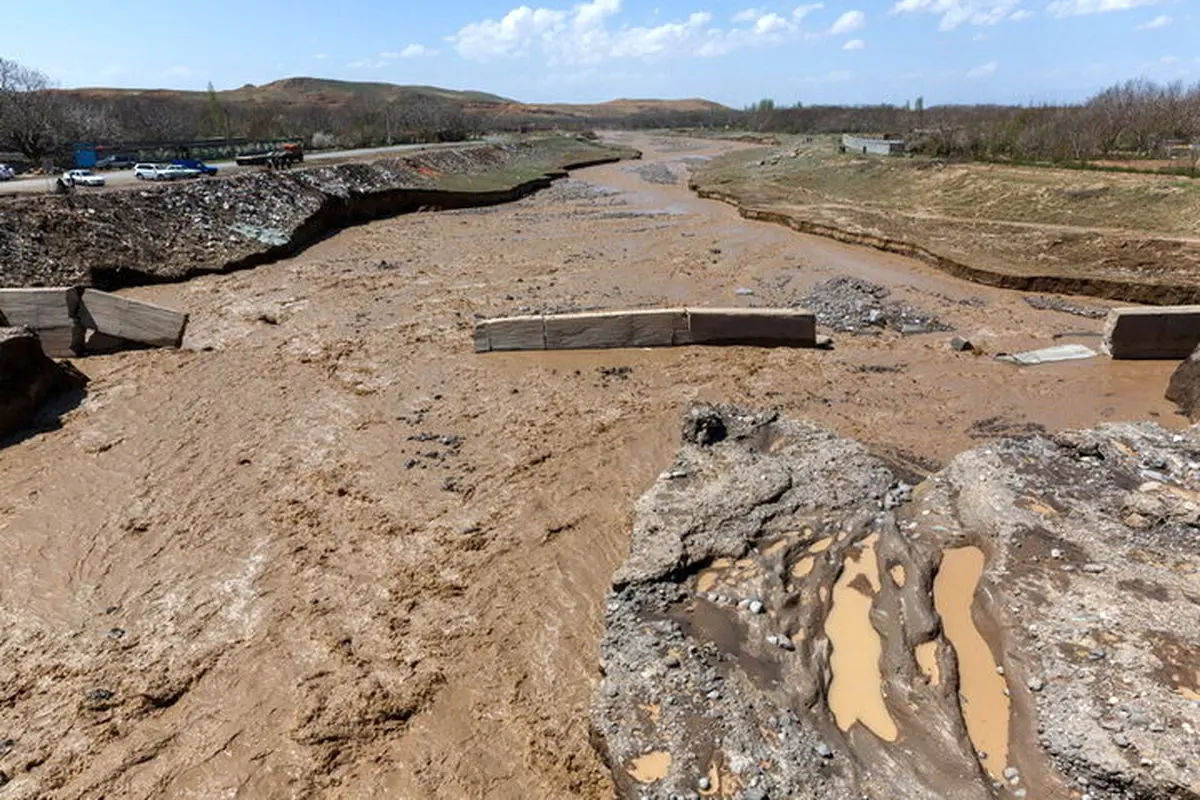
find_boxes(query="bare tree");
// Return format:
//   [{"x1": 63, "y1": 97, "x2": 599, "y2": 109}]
[{"x1": 0, "y1": 58, "x2": 68, "y2": 161}]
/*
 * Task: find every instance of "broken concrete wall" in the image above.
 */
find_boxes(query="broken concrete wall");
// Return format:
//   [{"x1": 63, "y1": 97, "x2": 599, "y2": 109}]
[{"x1": 0, "y1": 327, "x2": 87, "y2": 440}]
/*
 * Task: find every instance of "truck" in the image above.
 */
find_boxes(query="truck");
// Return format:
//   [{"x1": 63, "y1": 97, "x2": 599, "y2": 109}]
[{"x1": 234, "y1": 142, "x2": 304, "y2": 168}]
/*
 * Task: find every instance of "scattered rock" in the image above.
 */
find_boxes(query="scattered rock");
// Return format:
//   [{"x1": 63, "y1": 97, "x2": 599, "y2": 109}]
[
  {"x1": 1165, "y1": 343, "x2": 1200, "y2": 421},
  {"x1": 950, "y1": 336, "x2": 975, "y2": 352},
  {"x1": 1023, "y1": 295, "x2": 1109, "y2": 319}
]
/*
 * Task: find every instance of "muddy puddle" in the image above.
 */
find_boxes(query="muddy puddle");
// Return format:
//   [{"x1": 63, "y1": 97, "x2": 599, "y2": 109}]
[
  {"x1": 934, "y1": 547, "x2": 1011, "y2": 778},
  {"x1": 825, "y1": 534, "x2": 898, "y2": 741}
]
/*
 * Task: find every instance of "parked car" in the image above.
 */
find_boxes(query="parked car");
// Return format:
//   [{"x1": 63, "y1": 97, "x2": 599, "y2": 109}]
[
  {"x1": 133, "y1": 163, "x2": 161, "y2": 180},
  {"x1": 62, "y1": 169, "x2": 105, "y2": 187},
  {"x1": 94, "y1": 154, "x2": 137, "y2": 170},
  {"x1": 0, "y1": 164, "x2": 14, "y2": 181},
  {"x1": 170, "y1": 158, "x2": 217, "y2": 176},
  {"x1": 156, "y1": 164, "x2": 202, "y2": 181}
]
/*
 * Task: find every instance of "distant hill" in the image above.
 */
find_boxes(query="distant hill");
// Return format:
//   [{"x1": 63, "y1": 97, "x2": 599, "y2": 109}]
[
  {"x1": 46, "y1": 77, "x2": 735, "y2": 156},
  {"x1": 61, "y1": 77, "x2": 730, "y2": 125}
]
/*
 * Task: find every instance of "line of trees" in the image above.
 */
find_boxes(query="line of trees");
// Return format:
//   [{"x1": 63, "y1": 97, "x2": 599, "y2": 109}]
[{"x1": 727, "y1": 80, "x2": 1200, "y2": 168}]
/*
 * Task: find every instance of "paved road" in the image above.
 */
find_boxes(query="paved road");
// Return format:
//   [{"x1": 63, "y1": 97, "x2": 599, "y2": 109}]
[{"x1": 0, "y1": 140, "x2": 491, "y2": 196}]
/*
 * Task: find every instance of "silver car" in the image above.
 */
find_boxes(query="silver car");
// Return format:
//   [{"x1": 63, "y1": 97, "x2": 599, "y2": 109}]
[{"x1": 62, "y1": 169, "x2": 105, "y2": 187}]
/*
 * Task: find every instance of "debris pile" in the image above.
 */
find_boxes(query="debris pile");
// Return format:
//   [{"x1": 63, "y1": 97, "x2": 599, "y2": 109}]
[{"x1": 802, "y1": 276, "x2": 949, "y2": 334}]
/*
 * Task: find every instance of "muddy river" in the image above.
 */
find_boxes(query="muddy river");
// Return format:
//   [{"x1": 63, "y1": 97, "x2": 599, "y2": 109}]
[{"x1": 0, "y1": 132, "x2": 1184, "y2": 799}]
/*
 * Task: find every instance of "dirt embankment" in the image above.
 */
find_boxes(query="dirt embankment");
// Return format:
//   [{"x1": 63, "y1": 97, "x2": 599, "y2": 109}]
[
  {"x1": 690, "y1": 140, "x2": 1200, "y2": 305},
  {"x1": 0, "y1": 136, "x2": 636, "y2": 290}
]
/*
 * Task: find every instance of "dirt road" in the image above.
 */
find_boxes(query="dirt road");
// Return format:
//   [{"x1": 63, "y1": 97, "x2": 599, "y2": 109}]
[{"x1": 0, "y1": 133, "x2": 1182, "y2": 799}]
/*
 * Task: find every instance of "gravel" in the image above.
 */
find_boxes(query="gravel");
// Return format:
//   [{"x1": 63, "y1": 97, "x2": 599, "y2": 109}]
[{"x1": 802, "y1": 276, "x2": 950, "y2": 334}]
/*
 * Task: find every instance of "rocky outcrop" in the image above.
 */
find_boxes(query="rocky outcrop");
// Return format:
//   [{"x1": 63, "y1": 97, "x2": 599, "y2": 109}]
[
  {"x1": 593, "y1": 405, "x2": 1200, "y2": 799},
  {"x1": 0, "y1": 137, "x2": 635, "y2": 290},
  {"x1": 0, "y1": 327, "x2": 87, "y2": 439},
  {"x1": 1166, "y1": 346, "x2": 1200, "y2": 420}
]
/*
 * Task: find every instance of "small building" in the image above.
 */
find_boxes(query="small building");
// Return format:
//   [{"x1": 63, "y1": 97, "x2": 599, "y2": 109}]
[{"x1": 841, "y1": 134, "x2": 906, "y2": 156}]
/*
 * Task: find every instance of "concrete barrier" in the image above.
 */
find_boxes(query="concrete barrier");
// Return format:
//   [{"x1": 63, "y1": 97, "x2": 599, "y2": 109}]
[
  {"x1": 475, "y1": 307, "x2": 818, "y2": 352},
  {"x1": 0, "y1": 287, "x2": 187, "y2": 356},
  {"x1": 1103, "y1": 306, "x2": 1200, "y2": 359},
  {"x1": 686, "y1": 308, "x2": 816, "y2": 347}
]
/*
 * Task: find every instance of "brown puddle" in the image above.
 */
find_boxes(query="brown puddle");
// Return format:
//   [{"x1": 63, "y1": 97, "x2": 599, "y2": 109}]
[
  {"x1": 792, "y1": 556, "x2": 815, "y2": 579},
  {"x1": 915, "y1": 641, "x2": 941, "y2": 686},
  {"x1": 933, "y1": 547, "x2": 1010, "y2": 778},
  {"x1": 628, "y1": 751, "x2": 671, "y2": 783},
  {"x1": 824, "y1": 534, "x2": 899, "y2": 742}
]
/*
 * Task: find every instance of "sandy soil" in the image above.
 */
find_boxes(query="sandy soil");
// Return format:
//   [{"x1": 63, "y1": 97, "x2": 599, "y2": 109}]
[{"x1": 0, "y1": 132, "x2": 1185, "y2": 799}]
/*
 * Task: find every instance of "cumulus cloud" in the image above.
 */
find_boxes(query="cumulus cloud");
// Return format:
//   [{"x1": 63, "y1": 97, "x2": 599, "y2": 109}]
[
  {"x1": 967, "y1": 59, "x2": 998, "y2": 76},
  {"x1": 1009, "y1": 8, "x2": 1035, "y2": 18},
  {"x1": 450, "y1": 0, "x2": 827, "y2": 64},
  {"x1": 1046, "y1": 0, "x2": 1159, "y2": 16},
  {"x1": 892, "y1": 0, "x2": 1026, "y2": 29},
  {"x1": 842, "y1": 37, "x2": 865, "y2": 49},
  {"x1": 1135, "y1": 13, "x2": 1171, "y2": 27},
  {"x1": 829, "y1": 9, "x2": 866, "y2": 33}
]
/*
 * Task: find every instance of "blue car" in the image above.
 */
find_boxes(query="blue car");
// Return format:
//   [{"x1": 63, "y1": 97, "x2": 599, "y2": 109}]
[{"x1": 171, "y1": 158, "x2": 218, "y2": 176}]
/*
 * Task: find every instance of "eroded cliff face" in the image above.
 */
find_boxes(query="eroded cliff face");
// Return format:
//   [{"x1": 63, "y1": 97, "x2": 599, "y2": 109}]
[
  {"x1": 0, "y1": 327, "x2": 86, "y2": 440},
  {"x1": 594, "y1": 406, "x2": 1200, "y2": 800}
]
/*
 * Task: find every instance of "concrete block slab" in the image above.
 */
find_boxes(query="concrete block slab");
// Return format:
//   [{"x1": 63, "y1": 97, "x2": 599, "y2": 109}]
[
  {"x1": 78, "y1": 289, "x2": 188, "y2": 348},
  {"x1": 543, "y1": 309, "x2": 688, "y2": 350},
  {"x1": 1103, "y1": 306, "x2": 1200, "y2": 359},
  {"x1": 687, "y1": 307, "x2": 817, "y2": 347},
  {"x1": 475, "y1": 315, "x2": 545, "y2": 352}
]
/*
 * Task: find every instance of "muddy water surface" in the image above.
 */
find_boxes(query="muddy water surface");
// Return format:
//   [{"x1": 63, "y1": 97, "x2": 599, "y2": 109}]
[
  {"x1": 0, "y1": 131, "x2": 1187, "y2": 799},
  {"x1": 934, "y1": 547, "x2": 1011, "y2": 778}
]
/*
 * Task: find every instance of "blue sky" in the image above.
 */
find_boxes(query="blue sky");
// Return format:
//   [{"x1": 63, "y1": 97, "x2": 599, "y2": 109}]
[{"x1": 3, "y1": 0, "x2": 1195, "y2": 106}]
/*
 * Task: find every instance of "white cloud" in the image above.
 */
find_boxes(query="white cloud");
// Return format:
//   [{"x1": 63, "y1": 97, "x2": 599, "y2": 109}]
[
  {"x1": 967, "y1": 59, "x2": 998, "y2": 76},
  {"x1": 450, "y1": 0, "x2": 827, "y2": 64},
  {"x1": 892, "y1": 0, "x2": 1026, "y2": 29},
  {"x1": 1009, "y1": 8, "x2": 1035, "y2": 18},
  {"x1": 842, "y1": 37, "x2": 865, "y2": 49},
  {"x1": 1046, "y1": 0, "x2": 1159, "y2": 17},
  {"x1": 399, "y1": 44, "x2": 439, "y2": 58},
  {"x1": 829, "y1": 9, "x2": 866, "y2": 33},
  {"x1": 1136, "y1": 13, "x2": 1171, "y2": 27},
  {"x1": 793, "y1": 3, "x2": 825, "y2": 19}
]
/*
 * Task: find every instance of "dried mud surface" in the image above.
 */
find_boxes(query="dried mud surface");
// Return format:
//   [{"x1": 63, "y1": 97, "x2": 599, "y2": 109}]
[{"x1": 0, "y1": 133, "x2": 1190, "y2": 799}]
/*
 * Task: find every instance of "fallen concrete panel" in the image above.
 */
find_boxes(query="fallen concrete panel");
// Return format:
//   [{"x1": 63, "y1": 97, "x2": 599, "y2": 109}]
[
  {"x1": 0, "y1": 288, "x2": 82, "y2": 357},
  {"x1": 475, "y1": 307, "x2": 819, "y2": 352},
  {"x1": 475, "y1": 315, "x2": 545, "y2": 352},
  {"x1": 686, "y1": 307, "x2": 816, "y2": 346},
  {"x1": 0, "y1": 287, "x2": 186, "y2": 355},
  {"x1": 543, "y1": 309, "x2": 688, "y2": 350},
  {"x1": 997, "y1": 344, "x2": 1098, "y2": 366},
  {"x1": 1103, "y1": 306, "x2": 1200, "y2": 359},
  {"x1": 78, "y1": 289, "x2": 188, "y2": 349}
]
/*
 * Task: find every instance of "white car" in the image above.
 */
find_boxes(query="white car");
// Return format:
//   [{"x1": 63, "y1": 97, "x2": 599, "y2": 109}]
[
  {"x1": 63, "y1": 169, "x2": 105, "y2": 187},
  {"x1": 134, "y1": 163, "x2": 162, "y2": 180},
  {"x1": 0, "y1": 164, "x2": 14, "y2": 181}
]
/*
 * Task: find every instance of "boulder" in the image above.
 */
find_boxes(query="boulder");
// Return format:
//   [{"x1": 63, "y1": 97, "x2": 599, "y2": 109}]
[
  {"x1": 593, "y1": 405, "x2": 1199, "y2": 799},
  {"x1": 0, "y1": 327, "x2": 87, "y2": 440},
  {"x1": 1165, "y1": 343, "x2": 1200, "y2": 420}
]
